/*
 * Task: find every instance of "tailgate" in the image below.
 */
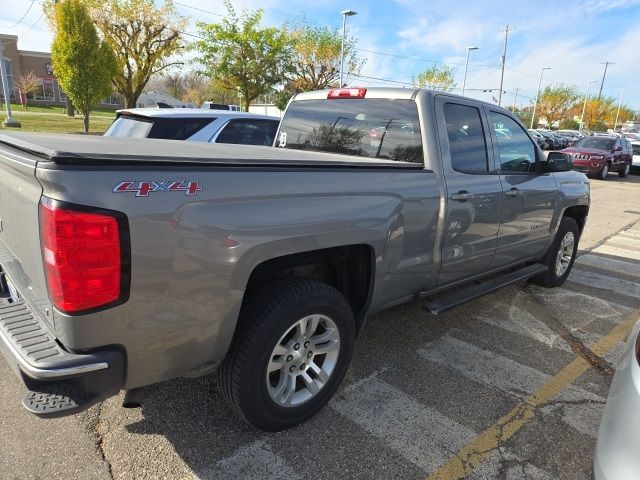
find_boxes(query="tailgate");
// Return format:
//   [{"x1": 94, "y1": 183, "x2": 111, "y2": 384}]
[{"x1": 0, "y1": 143, "x2": 51, "y2": 327}]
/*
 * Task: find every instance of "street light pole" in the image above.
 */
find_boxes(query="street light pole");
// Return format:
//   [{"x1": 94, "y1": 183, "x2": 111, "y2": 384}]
[
  {"x1": 0, "y1": 41, "x2": 20, "y2": 128},
  {"x1": 339, "y1": 9, "x2": 357, "y2": 88},
  {"x1": 579, "y1": 80, "x2": 597, "y2": 132},
  {"x1": 613, "y1": 89, "x2": 625, "y2": 133},
  {"x1": 530, "y1": 66, "x2": 550, "y2": 129},
  {"x1": 462, "y1": 46, "x2": 478, "y2": 96}
]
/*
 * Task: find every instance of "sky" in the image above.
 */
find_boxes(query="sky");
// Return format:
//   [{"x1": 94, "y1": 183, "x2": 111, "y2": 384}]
[{"x1": 1, "y1": 0, "x2": 639, "y2": 110}]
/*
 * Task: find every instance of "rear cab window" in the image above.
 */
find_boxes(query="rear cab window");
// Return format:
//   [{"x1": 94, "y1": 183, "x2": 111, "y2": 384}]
[
  {"x1": 277, "y1": 98, "x2": 423, "y2": 163},
  {"x1": 105, "y1": 116, "x2": 214, "y2": 140}
]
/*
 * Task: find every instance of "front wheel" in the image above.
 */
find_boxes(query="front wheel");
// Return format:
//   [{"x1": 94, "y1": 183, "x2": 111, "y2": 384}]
[
  {"x1": 531, "y1": 217, "x2": 579, "y2": 288},
  {"x1": 218, "y1": 278, "x2": 355, "y2": 431},
  {"x1": 596, "y1": 163, "x2": 609, "y2": 180}
]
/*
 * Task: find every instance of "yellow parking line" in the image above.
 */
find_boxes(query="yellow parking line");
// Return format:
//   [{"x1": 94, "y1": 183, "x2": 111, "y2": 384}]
[{"x1": 427, "y1": 306, "x2": 640, "y2": 480}]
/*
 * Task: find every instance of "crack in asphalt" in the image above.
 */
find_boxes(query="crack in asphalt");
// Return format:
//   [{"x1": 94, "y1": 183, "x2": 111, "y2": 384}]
[
  {"x1": 92, "y1": 402, "x2": 114, "y2": 479},
  {"x1": 522, "y1": 287, "x2": 615, "y2": 376}
]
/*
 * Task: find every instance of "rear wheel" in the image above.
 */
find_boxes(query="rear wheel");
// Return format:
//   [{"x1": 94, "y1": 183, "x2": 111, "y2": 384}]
[
  {"x1": 531, "y1": 217, "x2": 579, "y2": 288},
  {"x1": 619, "y1": 162, "x2": 630, "y2": 178},
  {"x1": 218, "y1": 278, "x2": 355, "y2": 431}
]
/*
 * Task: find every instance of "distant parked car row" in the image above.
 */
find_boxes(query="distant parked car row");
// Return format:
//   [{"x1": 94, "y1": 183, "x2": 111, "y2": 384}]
[{"x1": 527, "y1": 129, "x2": 583, "y2": 150}]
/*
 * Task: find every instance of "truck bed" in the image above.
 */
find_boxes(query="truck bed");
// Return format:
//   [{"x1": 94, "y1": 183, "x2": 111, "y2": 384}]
[{"x1": 0, "y1": 132, "x2": 423, "y2": 169}]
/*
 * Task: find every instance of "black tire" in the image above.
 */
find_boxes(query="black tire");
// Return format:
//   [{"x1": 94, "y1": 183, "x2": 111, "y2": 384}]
[
  {"x1": 619, "y1": 162, "x2": 630, "y2": 178},
  {"x1": 596, "y1": 162, "x2": 610, "y2": 180},
  {"x1": 218, "y1": 278, "x2": 355, "y2": 431},
  {"x1": 531, "y1": 217, "x2": 580, "y2": 288}
]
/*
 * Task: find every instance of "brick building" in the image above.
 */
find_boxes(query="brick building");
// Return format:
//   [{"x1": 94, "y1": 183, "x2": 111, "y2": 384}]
[{"x1": 0, "y1": 33, "x2": 122, "y2": 108}]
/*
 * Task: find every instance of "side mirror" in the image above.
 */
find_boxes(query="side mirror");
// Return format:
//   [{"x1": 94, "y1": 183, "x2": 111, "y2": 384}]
[
  {"x1": 614, "y1": 146, "x2": 623, "y2": 152},
  {"x1": 543, "y1": 152, "x2": 573, "y2": 172}
]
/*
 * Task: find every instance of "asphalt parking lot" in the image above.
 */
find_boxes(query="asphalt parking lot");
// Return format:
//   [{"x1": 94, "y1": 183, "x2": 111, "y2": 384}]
[{"x1": 2, "y1": 175, "x2": 640, "y2": 480}]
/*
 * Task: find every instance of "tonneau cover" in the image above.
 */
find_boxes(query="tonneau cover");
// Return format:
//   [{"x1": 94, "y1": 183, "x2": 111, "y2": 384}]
[{"x1": 0, "y1": 132, "x2": 421, "y2": 168}]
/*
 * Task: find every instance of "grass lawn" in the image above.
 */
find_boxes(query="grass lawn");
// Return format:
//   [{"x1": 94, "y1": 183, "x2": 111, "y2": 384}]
[
  {"x1": 1, "y1": 103, "x2": 117, "y2": 117},
  {"x1": 0, "y1": 112, "x2": 114, "y2": 134}
]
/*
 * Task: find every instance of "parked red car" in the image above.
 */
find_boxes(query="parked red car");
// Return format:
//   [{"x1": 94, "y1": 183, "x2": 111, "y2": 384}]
[{"x1": 562, "y1": 136, "x2": 633, "y2": 179}]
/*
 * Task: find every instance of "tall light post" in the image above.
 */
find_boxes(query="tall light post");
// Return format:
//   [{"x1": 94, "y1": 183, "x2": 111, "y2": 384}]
[
  {"x1": 579, "y1": 79, "x2": 597, "y2": 132},
  {"x1": 339, "y1": 9, "x2": 357, "y2": 88},
  {"x1": 0, "y1": 41, "x2": 20, "y2": 128},
  {"x1": 530, "y1": 66, "x2": 550, "y2": 129},
  {"x1": 462, "y1": 46, "x2": 478, "y2": 96},
  {"x1": 613, "y1": 89, "x2": 625, "y2": 133}
]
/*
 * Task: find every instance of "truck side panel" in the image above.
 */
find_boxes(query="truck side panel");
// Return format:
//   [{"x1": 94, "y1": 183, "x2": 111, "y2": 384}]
[{"x1": 35, "y1": 165, "x2": 440, "y2": 388}]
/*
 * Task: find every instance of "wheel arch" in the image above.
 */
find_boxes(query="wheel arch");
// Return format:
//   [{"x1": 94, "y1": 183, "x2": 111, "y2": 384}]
[{"x1": 241, "y1": 244, "x2": 376, "y2": 334}]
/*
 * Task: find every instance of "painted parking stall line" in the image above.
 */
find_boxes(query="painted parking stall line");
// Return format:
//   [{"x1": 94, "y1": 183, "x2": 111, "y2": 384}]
[
  {"x1": 425, "y1": 306, "x2": 640, "y2": 480},
  {"x1": 330, "y1": 376, "x2": 476, "y2": 474},
  {"x1": 195, "y1": 440, "x2": 301, "y2": 480}
]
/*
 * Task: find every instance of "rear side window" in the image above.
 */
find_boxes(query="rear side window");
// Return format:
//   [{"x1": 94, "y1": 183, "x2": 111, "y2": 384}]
[
  {"x1": 443, "y1": 103, "x2": 488, "y2": 173},
  {"x1": 148, "y1": 118, "x2": 214, "y2": 140},
  {"x1": 215, "y1": 119, "x2": 279, "y2": 145},
  {"x1": 633, "y1": 144, "x2": 640, "y2": 155},
  {"x1": 277, "y1": 99, "x2": 423, "y2": 163}
]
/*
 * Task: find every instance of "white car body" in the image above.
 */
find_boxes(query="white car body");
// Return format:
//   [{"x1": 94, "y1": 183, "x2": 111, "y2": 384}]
[
  {"x1": 594, "y1": 320, "x2": 640, "y2": 479},
  {"x1": 631, "y1": 140, "x2": 640, "y2": 169}
]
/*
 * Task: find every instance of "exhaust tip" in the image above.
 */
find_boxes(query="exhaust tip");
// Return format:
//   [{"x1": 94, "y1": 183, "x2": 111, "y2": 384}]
[{"x1": 122, "y1": 388, "x2": 145, "y2": 408}]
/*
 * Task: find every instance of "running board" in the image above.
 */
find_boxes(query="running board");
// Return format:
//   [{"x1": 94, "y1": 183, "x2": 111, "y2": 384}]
[{"x1": 423, "y1": 264, "x2": 548, "y2": 315}]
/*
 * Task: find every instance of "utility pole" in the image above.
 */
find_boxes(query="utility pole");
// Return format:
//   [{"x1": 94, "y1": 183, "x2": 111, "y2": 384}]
[
  {"x1": 513, "y1": 88, "x2": 519, "y2": 111},
  {"x1": 339, "y1": 10, "x2": 357, "y2": 88},
  {"x1": 597, "y1": 61, "x2": 614, "y2": 101},
  {"x1": 497, "y1": 25, "x2": 511, "y2": 106},
  {"x1": 0, "y1": 41, "x2": 21, "y2": 127},
  {"x1": 613, "y1": 90, "x2": 625, "y2": 132}
]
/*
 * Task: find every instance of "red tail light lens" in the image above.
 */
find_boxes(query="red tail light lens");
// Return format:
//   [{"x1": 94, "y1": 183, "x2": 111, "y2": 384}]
[
  {"x1": 39, "y1": 198, "x2": 128, "y2": 313},
  {"x1": 327, "y1": 88, "x2": 367, "y2": 99}
]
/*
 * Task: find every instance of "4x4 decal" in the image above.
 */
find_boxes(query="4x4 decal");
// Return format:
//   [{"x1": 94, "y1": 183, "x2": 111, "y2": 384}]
[{"x1": 113, "y1": 181, "x2": 202, "y2": 197}]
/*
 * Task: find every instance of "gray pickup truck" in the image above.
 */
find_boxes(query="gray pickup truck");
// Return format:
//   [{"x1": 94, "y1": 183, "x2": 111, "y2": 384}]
[{"x1": 0, "y1": 88, "x2": 589, "y2": 431}]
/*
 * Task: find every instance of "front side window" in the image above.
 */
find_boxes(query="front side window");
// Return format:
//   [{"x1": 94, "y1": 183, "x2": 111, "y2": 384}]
[
  {"x1": 277, "y1": 98, "x2": 423, "y2": 163},
  {"x1": 490, "y1": 112, "x2": 537, "y2": 173},
  {"x1": 443, "y1": 103, "x2": 488, "y2": 173}
]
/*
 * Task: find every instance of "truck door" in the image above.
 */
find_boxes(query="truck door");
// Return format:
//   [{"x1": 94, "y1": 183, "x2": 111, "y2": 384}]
[
  {"x1": 435, "y1": 97, "x2": 502, "y2": 286},
  {"x1": 485, "y1": 109, "x2": 559, "y2": 267}
]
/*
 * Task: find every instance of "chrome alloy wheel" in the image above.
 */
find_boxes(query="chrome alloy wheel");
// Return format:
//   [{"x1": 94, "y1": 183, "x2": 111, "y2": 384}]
[
  {"x1": 555, "y1": 231, "x2": 575, "y2": 277},
  {"x1": 266, "y1": 314, "x2": 340, "y2": 407}
]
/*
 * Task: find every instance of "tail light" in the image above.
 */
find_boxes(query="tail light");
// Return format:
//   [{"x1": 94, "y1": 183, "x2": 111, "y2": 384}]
[
  {"x1": 636, "y1": 330, "x2": 640, "y2": 366},
  {"x1": 327, "y1": 88, "x2": 367, "y2": 99},
  {"x1": 39, "y1": 198, "x2": 130, "y2": 314}
]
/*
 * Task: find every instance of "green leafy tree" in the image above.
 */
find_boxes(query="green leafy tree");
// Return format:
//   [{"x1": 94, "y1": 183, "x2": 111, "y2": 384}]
[
  {"x1": 51, "y1": 0, "x2": 116, "y2": 132},
  {"x1": 536, "y1": 84, "x2": 580, "y2": 128},
  {"x1": 195, "y1": 1, "x2": 293, "y2": 112},
  {"x1": 44, "y1": 0, "x2": 186, "y2": 108},
  {"x1": 92, "y1": 0, "x2": 186, "y2": 108},
  {"x1": 413, "y1": 65, "x2": 456, "y2": 91},
  {"x1": 558, "y1": 118, "x2": 580, "y2": 130},
  {"x1": 273, "y1": 17, "x2": 365, "y2": 110}
]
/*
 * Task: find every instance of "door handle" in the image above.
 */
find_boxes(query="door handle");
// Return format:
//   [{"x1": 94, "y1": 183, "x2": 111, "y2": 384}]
[
  {"x1": 451, "y1": 191, "x2": 473, "y2": 201},
  {"x1": 505, "y1": 188, "x2": 520, "y2": 197}
]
